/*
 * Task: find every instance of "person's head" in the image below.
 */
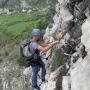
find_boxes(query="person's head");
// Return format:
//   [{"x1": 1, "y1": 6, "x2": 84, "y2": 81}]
[{"x1": 31, "y1": 29, "x2": 43, "y2": 42}]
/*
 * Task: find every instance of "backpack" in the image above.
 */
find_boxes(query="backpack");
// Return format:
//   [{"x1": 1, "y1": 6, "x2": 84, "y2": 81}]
[
  {"x1": 20, "y1": 39, "x2": 40, "y2": 60},
  {"x1": 20, "y1": 39, "x2": 32, "y2": 58}
]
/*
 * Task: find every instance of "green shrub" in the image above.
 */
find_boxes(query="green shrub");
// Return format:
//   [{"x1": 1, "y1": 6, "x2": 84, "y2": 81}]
[
  {"x1": 17, "y1": 56, "x2": 27, "y2": 66},
  {"x1": 51, "y1": 48, "x2": 66, "y2": 71}
]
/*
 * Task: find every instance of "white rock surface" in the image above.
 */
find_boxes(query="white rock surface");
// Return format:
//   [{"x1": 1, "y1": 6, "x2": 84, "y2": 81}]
[
  {"x1": 62, "y1": 76, "x2": 71, "y2": 90},
  {"x1": 71, "y1": 17, "x2": 90, "y2": 90},
  {"x1": 23, "y1": 67, "x2": 31, "y2": 76},
  {"x1": 60, "y1": 7, "x2": 73, "y2": 22},
  {"x1": 81, "y1": 17, "x2": 90, "y2": 55}
]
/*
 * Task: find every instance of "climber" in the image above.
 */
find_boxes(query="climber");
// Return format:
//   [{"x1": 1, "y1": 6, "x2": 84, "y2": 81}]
[{"x1": 27, "y1": 29, "x2": 59, "y2": 90}]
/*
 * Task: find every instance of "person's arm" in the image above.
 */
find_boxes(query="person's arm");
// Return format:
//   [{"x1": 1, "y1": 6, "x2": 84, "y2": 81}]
[
  {"x1": 37, "y1": 43, "x2": 54, "y2": 52},
  {"x1": 37, "y1": 41, "x2": 59, "y2": 52},
  {"x1": 40, "y1": 43, "x2": 50, "y2": 47}
]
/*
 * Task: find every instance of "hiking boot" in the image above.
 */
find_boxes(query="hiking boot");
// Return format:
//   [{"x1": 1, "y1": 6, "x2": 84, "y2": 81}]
[
  {"x1": 42, "y1": 79, "x2": 48, "y2": 83},
  {"x1": 32, "y1": 86, "x2": 40, "y2": 90},
  {"x1": 42, "y1": 79, "x2": 45, "y2": 82}
]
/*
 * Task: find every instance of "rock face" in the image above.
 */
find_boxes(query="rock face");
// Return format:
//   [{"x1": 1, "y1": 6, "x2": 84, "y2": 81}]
[
  {"x1": 0, "y1": 0, "x2": 90, "y2": 90},
  {"x1": 42, "y1": 0, "x2": 90, "y2": 90},
  {"x1": 71, "y1": 17, "x2": 90, "y2": 90},
  {"x1": 0, "y1": 59, "x2": 32, "y2": 90}
]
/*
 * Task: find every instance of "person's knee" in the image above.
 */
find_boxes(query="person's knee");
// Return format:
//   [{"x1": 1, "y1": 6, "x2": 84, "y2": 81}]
[
  {"x1": 42, "y1": 66, "x2": 46, "y2": 74},
  {"x1": 32, "y1": 72, "x2": 38, "y2": 81},
  {"x1": 41, "y1": 62, "x2": 45, "y2": 68},
  {"x1": 43, "y1": 63, "x2": 45, "y2": 68},
  {"x1": 42, "y1": 63, "x2": 46, "y2": 70},
  {"x1": 32, "y1": 67, "x2": 38, "y2": 76},
  {"x1": 32, "y1": 74, "x2": 37, "y2": 79}
]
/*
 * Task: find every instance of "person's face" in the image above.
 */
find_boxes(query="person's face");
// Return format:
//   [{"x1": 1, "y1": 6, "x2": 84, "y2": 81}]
[{"x1": 36, "y1": 36, "x2": 43, "y2": 42}]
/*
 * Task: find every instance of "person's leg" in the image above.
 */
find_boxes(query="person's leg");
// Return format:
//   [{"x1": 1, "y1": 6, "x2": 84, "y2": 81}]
[
  {"x1": 39, "y1": 60, "x2": 46, "y2": 81},
  {"x1": 32, "y1": 65, "x2": 38, "y2": 87}
]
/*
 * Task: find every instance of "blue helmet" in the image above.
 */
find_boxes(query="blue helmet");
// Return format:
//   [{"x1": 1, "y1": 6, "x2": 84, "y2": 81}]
[{"x1": 32, "y1": 29, "x2": 43, "y2": 36}]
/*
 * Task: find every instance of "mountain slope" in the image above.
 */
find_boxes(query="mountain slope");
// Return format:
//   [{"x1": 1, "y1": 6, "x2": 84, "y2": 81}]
[{"x1": 0, "y1": 0, "x2": 90, "y2": 90}]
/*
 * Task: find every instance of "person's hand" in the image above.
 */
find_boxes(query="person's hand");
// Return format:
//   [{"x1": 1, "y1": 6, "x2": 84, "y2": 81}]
[{"x1": 52, "y1": 41, "x2": 59, "y2": 45}]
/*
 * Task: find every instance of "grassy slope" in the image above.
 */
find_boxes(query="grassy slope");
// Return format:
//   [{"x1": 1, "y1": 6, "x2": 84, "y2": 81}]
[
  {"x1": 0, "y1": 11, "x2": 50, "y2": 66},
  {"x1": 0, "y1": 11, "x2": 50, "y2": 40},
  {"x1": 0, "y1": 12, "x2": 39, "y2": 36}
]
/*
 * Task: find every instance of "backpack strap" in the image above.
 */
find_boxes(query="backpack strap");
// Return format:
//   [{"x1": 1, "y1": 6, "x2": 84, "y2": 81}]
[
  {"x1": 29, "y1": 41, "x2": 40, "y2": 61},
  {"x1": 27, "y1": 40, "x2": 31, "y2": 53},
  {"x1": 27, "y1": 40, "x2": 38, "y2": 58}
]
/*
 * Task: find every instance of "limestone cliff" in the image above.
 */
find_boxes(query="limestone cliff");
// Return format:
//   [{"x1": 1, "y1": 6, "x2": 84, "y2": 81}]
[{"x1": 41, "y1": 0, "x2": 90, "y2": 90}]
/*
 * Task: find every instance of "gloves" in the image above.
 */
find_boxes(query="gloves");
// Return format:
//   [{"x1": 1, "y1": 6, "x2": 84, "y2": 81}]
[{"x1": 52, "y1": 41, "x2": 59, "y2": 45}]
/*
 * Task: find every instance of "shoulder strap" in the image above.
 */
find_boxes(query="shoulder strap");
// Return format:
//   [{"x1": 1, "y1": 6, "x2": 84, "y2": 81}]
[
  {"x1": 27, "y1": 40, "x2": 31, "y2": 53},
  {"x1": 27, "y1": 40, "x2": 37, "y2": 54},
  {"x1": 30, "y1": 41, "x2": 39, "y2": 55}
]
